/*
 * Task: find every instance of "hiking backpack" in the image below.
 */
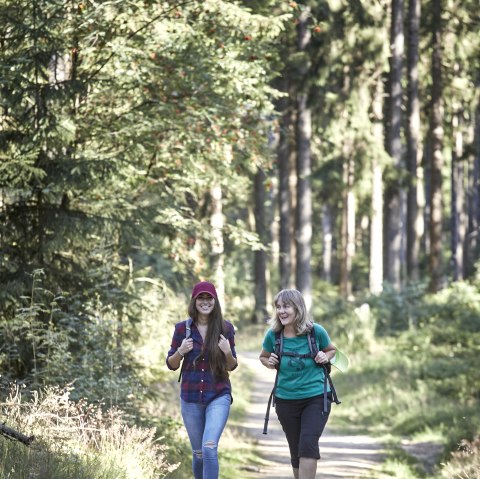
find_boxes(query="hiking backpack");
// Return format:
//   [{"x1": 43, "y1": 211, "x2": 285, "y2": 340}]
[
  {"x1": 177, "y1": 318, "x2": 193, "y2": 382},
  {"x1": 263, "y1": 327, "x2": 341, "y2": 434}
]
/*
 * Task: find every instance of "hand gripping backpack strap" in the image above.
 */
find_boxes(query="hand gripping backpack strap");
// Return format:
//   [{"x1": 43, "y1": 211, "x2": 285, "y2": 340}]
[
  {"x1": 263, "y1": 331, "x2": 283, "y2": 434},
  {"x1": 177, "y1": 318, "x2": 192, "y2": 383}
]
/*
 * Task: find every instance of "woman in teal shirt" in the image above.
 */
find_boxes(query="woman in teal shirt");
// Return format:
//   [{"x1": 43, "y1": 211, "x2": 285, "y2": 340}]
[{"x1": 259, "y1": 289, "x2": 336, "y2": 479}]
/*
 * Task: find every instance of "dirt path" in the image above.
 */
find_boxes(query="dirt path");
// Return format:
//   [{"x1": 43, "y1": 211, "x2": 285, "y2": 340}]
[{"x1": 237, "y1": 351, "x2": 387, "y2": 479}]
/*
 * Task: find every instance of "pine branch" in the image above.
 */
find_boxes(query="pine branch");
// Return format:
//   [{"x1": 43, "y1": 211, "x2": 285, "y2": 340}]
[{"x1": 86, "y1": 0, "x2": 197, "y2": 82}]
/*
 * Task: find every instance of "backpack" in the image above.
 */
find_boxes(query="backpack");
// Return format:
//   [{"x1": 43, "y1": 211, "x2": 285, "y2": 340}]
[
  {"x1": 263, "y1": 327, "x2": 341, "y2": 434},
  {"x1": 177, "y1": 318, "x2": 193, "y2": 383}
]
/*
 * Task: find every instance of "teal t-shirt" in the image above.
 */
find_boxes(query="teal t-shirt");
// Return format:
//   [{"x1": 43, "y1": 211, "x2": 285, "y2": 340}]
[{"x1": 262, "y1": 323, "x2": 331, "y2": 400}]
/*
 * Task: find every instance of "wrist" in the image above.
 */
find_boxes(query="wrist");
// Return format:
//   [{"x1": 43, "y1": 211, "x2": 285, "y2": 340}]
[{"x1": 177, "y1": 349, "x2": 185, "y2": 358}]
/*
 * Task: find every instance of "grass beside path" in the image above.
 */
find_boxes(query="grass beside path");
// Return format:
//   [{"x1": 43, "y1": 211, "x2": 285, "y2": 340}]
[
  {"x1": 152, "y1": 318, "x2": 480, "y2": 478},
  {"x1": 228, "y1": 324, "x2": 480, "y2": 479}
]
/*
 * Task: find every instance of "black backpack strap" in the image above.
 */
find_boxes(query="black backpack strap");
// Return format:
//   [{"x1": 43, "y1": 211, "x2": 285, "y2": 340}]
[
  {"x1": 272, "y1": 331, "x2": 283, "y2": 408},
  {"x1": 307, "y1": 327, "x2": 319, "y2": 357},
  {"x1": 310, "y1": 326, "x2": 341, "y2": 412},
  {"x1": 274, "y1": 331, "x2": 282, "y2": 359},
  {"x1": 263, "y1": 331, "x2": 283, "y2": 434},
  {"x1": 177, "y1": 318, "x2": 193, "y2": 383},
  {"x1": 322, "y1": 364, "x2": 341, "y2": 412},
  {"x1": 263, "y1": 367, "x2": 280, "y2": 434}
]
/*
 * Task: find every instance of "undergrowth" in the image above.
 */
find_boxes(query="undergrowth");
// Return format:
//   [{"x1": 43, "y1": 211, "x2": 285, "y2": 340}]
[
  {"x1": 320, "y1": 280, "x2": 480, "y2": 478},
  {"x1": 0, "y1": 384, "x2": 179, "y2": 479}
]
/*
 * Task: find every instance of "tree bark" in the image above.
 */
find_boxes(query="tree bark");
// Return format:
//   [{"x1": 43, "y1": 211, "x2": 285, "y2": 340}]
[
  {"x1": 406, "y1": 0, "x2": 423, "y2": 282},
  {"x1": 253, "y1": 168, "x2": 268, "y2": 323},
  {"x1": 451, "y1": 103, "x2": 466, "y2": 281},
  {"x1": 385, "y1": 0, "x2": 405, "y2": 290},
  {"x1": 277, "y1": 83, "x2": 294, "y2": 290},
  {"x1": 370, "y1": 75, "x2": 384, "y2": 294},
  {"x1": 210, "y1": 182, "x2": 225, "y2": 308},
  {"x1": 322, "y1": 204, "x2": 333, "y2": 283},
  {"x1": 340, "y1": 150, "x2": 355, "y2": 299},
  {"x1": 465, "y1": 91, "x2": 480, "y2": 277},
  {"x1": 428, "y1": 0, "x2": 444, "y2": 292},
  {"x1": 295, "y1": 92, "x2": 312, "y2": 309},
  {"x1": 295, "y1": 7, "x2": 312, "y2": 310}
]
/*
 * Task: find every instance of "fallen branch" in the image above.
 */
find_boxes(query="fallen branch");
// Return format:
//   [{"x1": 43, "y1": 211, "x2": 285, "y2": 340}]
[{"x1": 0, "y1": 423, "x2": 35, "y2": 446}]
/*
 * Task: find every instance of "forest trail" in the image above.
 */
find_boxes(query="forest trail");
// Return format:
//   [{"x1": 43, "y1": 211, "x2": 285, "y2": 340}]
[{"x1": 236, "y1": 351, "x2": 387, "y2": 479}]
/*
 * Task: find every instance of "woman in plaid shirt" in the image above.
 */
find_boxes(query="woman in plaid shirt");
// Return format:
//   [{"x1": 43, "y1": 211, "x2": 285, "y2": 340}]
[{"x1": 166, "y1": 281, "x2": 237, "y2": 479}]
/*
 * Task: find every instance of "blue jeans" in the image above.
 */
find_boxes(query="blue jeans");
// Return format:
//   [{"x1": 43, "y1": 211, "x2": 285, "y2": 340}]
[{"x1": 181, "y1": 394, "x2": 231, "y2": 479}]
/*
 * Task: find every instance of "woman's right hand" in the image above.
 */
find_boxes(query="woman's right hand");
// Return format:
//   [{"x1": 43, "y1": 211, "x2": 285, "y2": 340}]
[
  {"x1": 267, "y1": 353, "x2": 279, "y2": 369},
  {"x1": 178, "y1": 338, "x2": 193, "y2": 356}
]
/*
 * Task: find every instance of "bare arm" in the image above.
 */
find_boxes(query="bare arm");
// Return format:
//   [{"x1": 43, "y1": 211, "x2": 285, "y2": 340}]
[
  {"x1": 259, "y1": 349, "x2": 279, "y2": 369},
  {"x1": 166, "y1": 337, "x2": 193, "y2": 370},
  {"x1": 314, "y1": 343, "x2": 336, "y2": 364}
]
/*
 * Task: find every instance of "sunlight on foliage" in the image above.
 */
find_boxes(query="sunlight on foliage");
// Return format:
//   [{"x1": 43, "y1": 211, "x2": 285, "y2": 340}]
[
  {"x1": 441, "y1": 437, "x2": 480, "y2": 479},
  {"x1": 0, "y1": 384, "x2": 178, "y2": 479}
]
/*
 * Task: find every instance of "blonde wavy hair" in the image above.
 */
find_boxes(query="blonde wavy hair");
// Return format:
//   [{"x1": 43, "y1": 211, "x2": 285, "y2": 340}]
[{"x1": 268, "y1": 289, "x2": 313, "y2": 335}]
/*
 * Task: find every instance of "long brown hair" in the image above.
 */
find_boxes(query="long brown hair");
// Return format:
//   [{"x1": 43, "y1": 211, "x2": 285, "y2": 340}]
[{"x1": 188, "y1": 297, "x2": 229, "y2": 380}]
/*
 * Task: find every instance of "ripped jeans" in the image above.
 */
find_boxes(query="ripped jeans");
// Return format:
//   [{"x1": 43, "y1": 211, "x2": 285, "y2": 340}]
[{"x1": 180, "y1": 394, "x2": 231, "y2": 479}]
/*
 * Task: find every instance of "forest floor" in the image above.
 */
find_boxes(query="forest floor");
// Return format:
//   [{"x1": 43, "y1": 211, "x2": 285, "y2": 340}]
[{"x1": 235, "y1": 351, "x2": 389, "y2": 479}]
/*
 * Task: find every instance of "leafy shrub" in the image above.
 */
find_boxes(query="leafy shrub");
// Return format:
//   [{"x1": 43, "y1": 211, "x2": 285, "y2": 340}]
[{"x1": 368, "y1": 281, "x2": 428, "y2": 336}]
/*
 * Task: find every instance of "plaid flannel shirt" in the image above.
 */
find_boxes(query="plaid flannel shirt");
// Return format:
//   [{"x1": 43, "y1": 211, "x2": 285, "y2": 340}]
[{"x1": 166, "y1": 319, "x2": 237, "y2": 404}]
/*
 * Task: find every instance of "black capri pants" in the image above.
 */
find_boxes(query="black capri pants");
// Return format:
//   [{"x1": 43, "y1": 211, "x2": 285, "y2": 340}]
[{"x1": 275, "y1": 393, "x2": 331, "y2": 469}]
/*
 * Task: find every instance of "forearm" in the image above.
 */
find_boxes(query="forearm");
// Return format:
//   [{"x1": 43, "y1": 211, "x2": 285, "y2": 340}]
[
  {"x1": 225, "y1": 351, "x2": 237, "y2": 370},
  {"x1": 324, "y1": 346, "x2": 337, "y2": 362},
  {"x1": 259, "y1": 355, "x2": 273, "y2": 369},
  {"x1": 167, "y1": 350, "x2": 184, "y2": 370}
]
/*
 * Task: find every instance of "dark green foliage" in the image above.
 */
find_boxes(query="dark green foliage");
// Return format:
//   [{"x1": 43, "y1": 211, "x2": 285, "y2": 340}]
[
  {"x1": 369, "y1": 281, "x2": 429, "y2": 335},
  {"x1": 1, "y1": 0, "x2": 287, "y2": 394},
  {"x1": 0, "y1": 270, "x2": 140, "y2": 405}
]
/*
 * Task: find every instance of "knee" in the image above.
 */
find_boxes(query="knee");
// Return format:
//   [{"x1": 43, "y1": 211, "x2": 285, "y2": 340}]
[
  {"x1": 193, "y1": 449, "x2": 203, "y2": 459},
  {"x1": 299, "y1": 434, "x2": 320, "y2": 458},
  {"x1": 202, "y1": 440, "x2": 218, "y2": 458}
]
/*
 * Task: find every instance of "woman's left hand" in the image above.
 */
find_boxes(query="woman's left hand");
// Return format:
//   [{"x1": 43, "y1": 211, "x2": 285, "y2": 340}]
[
  {"x1": 218, "y1": 334, "x2": 232, "y2": 355},
  {"x1": 315, "y1": 351, "x2": 329, "y2": 364}
]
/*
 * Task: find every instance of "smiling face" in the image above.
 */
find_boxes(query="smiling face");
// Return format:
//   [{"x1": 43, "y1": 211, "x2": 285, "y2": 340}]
[
  {"x1": 195, "y1": 293, "x2": 215, "y2": 317},
  {"x1": 275, "y1": 300, "x2": 296, "y2": 327}
]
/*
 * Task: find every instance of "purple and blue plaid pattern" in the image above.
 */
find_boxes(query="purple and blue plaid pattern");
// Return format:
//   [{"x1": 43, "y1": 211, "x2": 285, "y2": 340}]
[{"x1": 166, "y1": 319, "x2": 237, "y2": 404}]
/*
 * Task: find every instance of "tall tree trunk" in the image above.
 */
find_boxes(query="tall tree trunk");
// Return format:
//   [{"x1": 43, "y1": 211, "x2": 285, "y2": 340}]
[
  {"x1": 451, "y1": 103, "x2": 466, "y2": 281},
  {"x1": 370, "y1": 75, "x2": 384, "y2": 294},
  {"x1": 295, "y1": 93, "x2": 312, "y2": 309},
  {"x1": 385, "y1": 0, "x2": 405, "y2": 289},
  {"x1": 406, "y1": 0, "x2": 423, "y2": 282},
  {"x1": 340, "y1": 149, "x2": 355, "y2": 299},
  {"x1": 295, "y1": 7, "x2": 312, "y2": 310},
  {"x1": 428, "y1": 0, "x2": 444, "y2": 292},
  {"x1": 466, "y1": 91, "x2": 480, "y2": 277},
  {"x1": 252, "y1": 168, "x2": 268, "y2": 323},
  {"x1": 210, "y1": 182, "x2": 225, "y2": 308},
  {"x1": 322, "y1": 204, "x2": 333, "y2": 282},
  {"x1": 278, "y1": 84, "x2": 294, "y2": 290}
]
